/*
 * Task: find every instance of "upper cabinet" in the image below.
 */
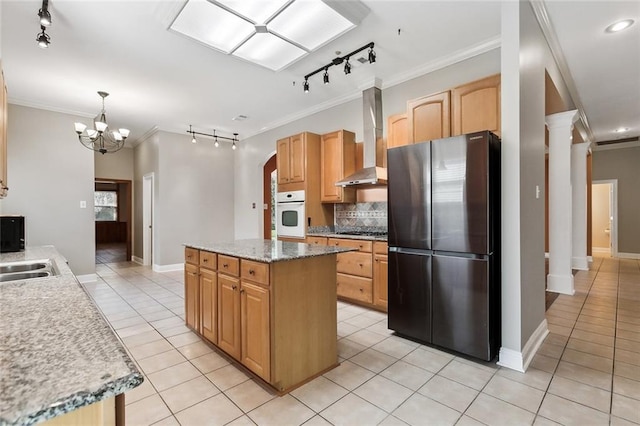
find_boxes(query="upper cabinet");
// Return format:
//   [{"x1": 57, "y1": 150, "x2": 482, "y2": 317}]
[
  {"x1": 387, "y1": 113, "x2": 408, "y2": 149},
  {"x1": 1, "y1": 66, "x2": 8, "y2": 198},
  {"x1": 321, "y1": 130, "x2": 355, "y2": 203},
  {"x1": 407, "y1": 91, "x2": 451, "y2": 144},
  {"x1": 276, "y1": 133, "x2": 305, "y2": 186},
  {"x1": 451, "y1": 74, "x2": 501, "y2": 137}
]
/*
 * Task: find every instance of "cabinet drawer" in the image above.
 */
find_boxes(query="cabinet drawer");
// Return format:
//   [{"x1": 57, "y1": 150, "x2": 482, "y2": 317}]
[
  {"x1": 306, "y1": 236, "x2": 328, "y2": 246},
  {"x1": 200, "y1": 251, "x2": 217, "y2": 270},
  {"x1": 373, "y1": 242, "x2": 388, "y2": 255},
  {"x1": 218, "y1": 255, "x2": 240, "y2": 276},
  {"x1": 336, "y1": 252, "x2": 372, "y2": 278},
  {"x1": 337, "y1": 273, "x2": 373, "y2": 303},
  {"x1": 241, "y1": 260, "x2": 269, "y2": 286},
  {"x1": 328, "y1": 238, "x2": 372, "y2": 252},
  {"x1": 185, "y1": 247, "x2": 199, "y2": 264}
]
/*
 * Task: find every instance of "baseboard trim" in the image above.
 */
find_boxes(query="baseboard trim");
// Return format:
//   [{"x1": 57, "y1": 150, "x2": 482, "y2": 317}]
[
  {"x1": 153, "y1": 263, "x2": 184, "y2": 273},
  {"x1": 76, "y1": 273, "x2": 98, "y2": 283},
  {"x1": 547, "y1": 273, "x2": 575, "y2": 295},
  {"x1": 592, "y1": 247, "x2": 610, "y2": 254},
  {"x1": 497, "y1": 319, "x2": 548, "y2": 372},
  {"x1": 132, "y1": 256, "x2": 144, "y2": 265},
  {"x1": 571, "y1": 256, "x2": 589, "y2": 271},
  {"x1": 587, "y1": 256, "x2": 593, "y2": 263},
  {"x1": 618, "y1": 252, "x2": 640, "y2": 260}
]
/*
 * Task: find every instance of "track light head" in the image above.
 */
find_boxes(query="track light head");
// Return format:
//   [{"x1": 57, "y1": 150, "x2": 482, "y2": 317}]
[
  {"x1": 368, "y1": 46, "x2": 376, "y2": 64},
  {"x1": 232, "y1": 141, "x2": 237, "y2": 150},
  {"x1": 36, "y1": 25, "x2": 50, "y2": 49},
  {"x1": 323, "y1": 68, "x2": 329, "y2": 85},
  {"x1": 38, "y1": 0, "x2": 51, "y2": 26},
  {"x1": 214, "y1": 137, "x2": 219, "y2": 148},
  {"x1": 303, "y1": 79, "x2": 309, "y2": 93},
  {"x1": 191, "y1": 135, "x2": 197, "y2": 144},
  {"x1": 344, "y1": 58, "x2": 351, "y2": 75}
]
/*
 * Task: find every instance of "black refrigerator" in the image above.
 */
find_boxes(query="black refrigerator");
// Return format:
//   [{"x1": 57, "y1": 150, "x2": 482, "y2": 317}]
[{"x1": 388, "y1": 131, "x2": 500, "y2": 361}]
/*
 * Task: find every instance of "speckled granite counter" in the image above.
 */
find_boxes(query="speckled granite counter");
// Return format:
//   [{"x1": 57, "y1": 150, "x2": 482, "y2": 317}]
[
  {"x1": 0, "y1": 246, "x2": 142, "y2": 426},
  {"x1": 185, "y1": 238, "x2": 355, "y2": 262}
]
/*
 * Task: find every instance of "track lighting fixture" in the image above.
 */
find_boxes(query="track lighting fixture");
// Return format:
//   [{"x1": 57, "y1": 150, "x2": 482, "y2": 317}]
[
  {"x1": 186, "y1": 126, "x2": 239, "y2": 150},
  {"x1": 301, "y1": 42, "x2": 375, "y2": 93},
  {"x1": 36, "y1": 25, "x2": 50, "y2": 49},
  {"x1": 344, "y1": 58, "x2": 351, "y2": 75},
  {"x1": 38, "y1": 0, "x2": 52, "y2": 26}
]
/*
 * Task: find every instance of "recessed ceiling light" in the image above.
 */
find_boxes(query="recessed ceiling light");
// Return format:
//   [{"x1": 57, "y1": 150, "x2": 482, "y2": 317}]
[
  {"x1": 615, "y1": 127, "x2": 630, "y2": 133},
  {"x1": 605, "y1": 19, "x2": 635, "y2": 33}
]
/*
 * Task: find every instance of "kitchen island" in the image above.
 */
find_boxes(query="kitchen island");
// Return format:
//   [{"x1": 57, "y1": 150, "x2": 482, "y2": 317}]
[
  {"x1": 184, "y1": 239, "x2": 354, "y2": 393},
  {"x1": 0, "y1": 246, "x2": 142, "y2": 426}
]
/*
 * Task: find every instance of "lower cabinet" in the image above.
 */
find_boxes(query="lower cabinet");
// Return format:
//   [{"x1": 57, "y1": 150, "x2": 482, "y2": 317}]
[
  {"x1": 184, "y1": 262, "x2": 199, "y2": 331},
  {"x1": 200, "y1": 269, "x2": 217, "y2": 344},
  {"x1": 217, "y1": 274, "x2": 241, "y2": 360},
  {"x1": 373, "y1": 242, "x2": 388, "y2": 310},
  {"x1": 241, "y1": 281, "x2": 270, "y2": 381}
]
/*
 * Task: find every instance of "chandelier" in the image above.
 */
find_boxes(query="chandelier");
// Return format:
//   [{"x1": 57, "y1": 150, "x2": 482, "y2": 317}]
[{"x1": 74, "y1": 91, "x2": 130, "y2": 155}]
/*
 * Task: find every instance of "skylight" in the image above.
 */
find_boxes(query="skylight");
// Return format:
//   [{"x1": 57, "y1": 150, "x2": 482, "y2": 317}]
[{"x1": 169, "y1": 0, "x2": 364, "y2": 71}]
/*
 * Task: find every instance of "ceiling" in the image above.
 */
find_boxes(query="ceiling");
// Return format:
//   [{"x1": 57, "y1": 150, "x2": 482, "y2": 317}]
[{"x1": 1, "y1": 1, "x2": 638, "y2": 147}]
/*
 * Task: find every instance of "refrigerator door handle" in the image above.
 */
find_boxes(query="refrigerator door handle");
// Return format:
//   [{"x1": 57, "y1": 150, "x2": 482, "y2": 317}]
[
  {"x1": 389, "y1": 247, "x2": 433, "y2": 256},
  {"x1": 433, "y1": 251, "x2": 489, "y2": 260}
]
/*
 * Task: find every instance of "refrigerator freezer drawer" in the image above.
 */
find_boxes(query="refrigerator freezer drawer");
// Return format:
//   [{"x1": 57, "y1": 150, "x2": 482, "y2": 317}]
[
  {"x1": 388, "y1": 250, "x2": 432, "y2": 343},
  {"x1": 337, "y1": 273, "x2": 373, "y2": 303},
  {"x1": 432, "y1": 254, "x2": 497, "y2": 361}
]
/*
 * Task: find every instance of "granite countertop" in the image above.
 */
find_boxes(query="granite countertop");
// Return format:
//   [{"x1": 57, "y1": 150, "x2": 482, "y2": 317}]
[
  {"x1": 185, "y1": 239, "x2": 355, "y2": 263},
  {"x1": 0, "y1": 246, "x2": 143, "y2": 426}
]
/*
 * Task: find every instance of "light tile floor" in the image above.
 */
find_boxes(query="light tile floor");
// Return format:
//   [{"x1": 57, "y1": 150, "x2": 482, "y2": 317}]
[{"x1": 82, "y1": 255, "x2": 640, "y2": 426}]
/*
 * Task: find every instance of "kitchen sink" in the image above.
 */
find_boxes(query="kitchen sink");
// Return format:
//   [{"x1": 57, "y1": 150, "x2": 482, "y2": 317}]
[{"x1": 0, "y1": 259, "x2": 58, "y2": 282}]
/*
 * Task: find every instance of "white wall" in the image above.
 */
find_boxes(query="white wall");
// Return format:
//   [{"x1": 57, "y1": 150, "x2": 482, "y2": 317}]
[
  {"x1": 133, "y1": 131, "x2": 160, "y2": 260},
  {"x1": 234, "y1": 49, "x2": 501, "y2": 239},
  {"x1": 95, "y1": 147, "x2": 134, "y2": 181},
  {"x1": 2, "y1": 104, "x2": 95, "y2": 275}
]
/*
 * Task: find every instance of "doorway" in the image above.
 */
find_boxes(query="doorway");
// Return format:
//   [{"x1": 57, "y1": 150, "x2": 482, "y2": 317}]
[
  {"x1": 591, "y1": 180, "x2": 617, "y2": 257},
  {"x1": 94, "y1": 179, "x2": 132, "y2": 264},
  {"x1": 263, "y1": 154, "x2": 277, "y2": 240},
  {"x1": 143, "y1": 173, "x2": 154, "y2": 266}
]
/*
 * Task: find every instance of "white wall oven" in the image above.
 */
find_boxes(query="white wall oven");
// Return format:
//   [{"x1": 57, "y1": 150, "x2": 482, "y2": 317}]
[{"x1": 276, "y1": 190, "x2": 305, "y2": 239}]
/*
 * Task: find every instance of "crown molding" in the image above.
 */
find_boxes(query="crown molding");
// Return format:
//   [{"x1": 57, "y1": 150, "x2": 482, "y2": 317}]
[
  {"x1": 592, "y1": 140, "x2": 640, "y2": 151},
  {"x1": 130, "y1": 126, "x2": 159, "y2": 149},
  {"x1": 529, "y1": 0, "x2": 595, "y2": 143},
  {"x1": 8, "y1": 97, "x2": 95, "y2": 118}
]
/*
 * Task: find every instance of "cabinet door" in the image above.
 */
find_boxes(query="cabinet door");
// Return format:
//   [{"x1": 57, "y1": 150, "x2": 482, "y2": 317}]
[
  {"x1": 373, "y1": 254, "x2": 388, "y2": 310},
  {"x1": 241, "y1": 282, "x2": 271, "y2": 381},
  {"x1": 452, "y1": 74, "x2": 501, "y2": 137},
  {"x1": 289, "y1": 133, "x2": 305, "y2": 183},
  {"x1": 200, "y1": 269, "x2": 217, "y2": 343},
  {"x1": 184, "y1": 263, "x2": 199, "y2": 331},
  {"x1": 407, "y1": 91, "x2": 451, "y2": 144},
  {"x1": 320, "y1": 130, "x2": 355, "y2": 203},
  {"x1": 218, "y1": 275, "x2": 241, "y2": 359},
  {"x1": 387, "y1": 113, "x2": 408, "y2": 149},
  {"x1": 276, "y1": 137, "x2": 291, "y2": 184}
]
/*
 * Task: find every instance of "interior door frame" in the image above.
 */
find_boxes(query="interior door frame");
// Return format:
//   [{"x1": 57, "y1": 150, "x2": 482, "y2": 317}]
[
  {"x1": 94, "y1": 177, "x2": 132, "y2": 261},
  {"x1": 262, "y1": 152, "x2": 277, "y2": 240},
  {"x1": 143, "y1": 173, "x2": 155, "y2": 266},
  {"x1": 592, "y1": 179, "x2": 618, "y2": 257}
]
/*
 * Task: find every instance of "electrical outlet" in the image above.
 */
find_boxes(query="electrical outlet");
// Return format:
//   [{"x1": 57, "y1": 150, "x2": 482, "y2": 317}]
[
  {"x1": 535, "y1": 185, "x2": 540, "y2": 199},
  {"x1": 80, "y1": 201, "x2": 87, "y2": 208}
]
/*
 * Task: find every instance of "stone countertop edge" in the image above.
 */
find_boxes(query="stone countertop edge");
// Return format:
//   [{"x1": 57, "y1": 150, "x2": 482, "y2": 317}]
[
  {"x1": 184, "y1": 239, "x2": 356, "y2": 263},
  {"x1": 0, "y1": 246, "x2": 143, "y2": 426},
  {"x1": 306, "y1": 232, "x2": 388, "y2": 242}
]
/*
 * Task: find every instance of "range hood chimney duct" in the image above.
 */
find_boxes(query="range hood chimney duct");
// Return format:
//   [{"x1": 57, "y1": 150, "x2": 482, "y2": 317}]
[{"x1": 335, "y1": 86, "x2": 387, "y2": 186}]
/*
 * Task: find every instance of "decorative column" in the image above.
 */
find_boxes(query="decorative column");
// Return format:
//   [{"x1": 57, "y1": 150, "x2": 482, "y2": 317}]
[
  {"x1": 546, "y1": 110, "x2": 579, "y2": 295},
  {"x1": 571, "y1": 142, "x2": 591, "y2": 270}
]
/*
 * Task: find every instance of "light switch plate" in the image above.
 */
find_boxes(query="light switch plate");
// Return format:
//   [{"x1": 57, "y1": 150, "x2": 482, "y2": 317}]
[{"x1": 80, "y1": 201, "x2": 87, "y2": 208}]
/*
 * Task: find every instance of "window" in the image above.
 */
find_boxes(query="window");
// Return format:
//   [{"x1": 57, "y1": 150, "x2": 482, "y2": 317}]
[{"x1": 95, "y1": 191, "x2": 118, "y2": 221}]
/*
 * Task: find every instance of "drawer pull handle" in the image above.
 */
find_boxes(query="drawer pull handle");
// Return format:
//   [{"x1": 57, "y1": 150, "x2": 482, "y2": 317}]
[
  {"x1": 187, "y1": 255, "x2": 192, "y2": 259},
  {"x1": 359, "y1": 288, "x2": 363, "y2": 292},
  {"x1": 223, "y1": 263, "x2": 229, "y2": 268},
  {"x1": 240, "y1": 289, "x2": 245, "y2": 294},
  {"x1": 249, "y1": 269, "x2": 255, "y2": 275},
  {"x1": 232, "y1": 285, "x2": 237, "y2": 290},
  {"x1": 203, "y1": 258, "x2": 208, "y2": 262}
]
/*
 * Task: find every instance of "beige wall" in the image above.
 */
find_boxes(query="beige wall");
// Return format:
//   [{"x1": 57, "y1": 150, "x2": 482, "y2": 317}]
[
  {"x1": 591, "y1": 183, "x2": 610, "y2": 250},
  {"x1": 592, "y1": 146, "x2": 640, "y2": 255},
  {"x1": 2, "y1": 104, "x2": 95, "y2": 275},
  {"x1": 95, "y1": 147, "x2": 134, "y2": 181}
]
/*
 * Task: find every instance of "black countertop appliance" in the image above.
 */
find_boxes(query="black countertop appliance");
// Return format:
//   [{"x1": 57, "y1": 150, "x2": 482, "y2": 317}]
[
  {"x1": 1, "y1": 215, "x2": 25, "y2": 253},
  {"x1": 387, "y1": 131, "x2": 501, "y2": 361}
]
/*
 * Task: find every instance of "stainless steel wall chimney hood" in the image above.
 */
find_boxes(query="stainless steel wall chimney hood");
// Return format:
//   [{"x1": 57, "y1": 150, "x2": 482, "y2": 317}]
[{"x1": 335, "y1": 86, "x2": 387, "y2": 187}]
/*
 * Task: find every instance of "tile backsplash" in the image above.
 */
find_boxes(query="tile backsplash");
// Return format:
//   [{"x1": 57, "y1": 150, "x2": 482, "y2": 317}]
[{"x1": 335, "y1": 202, "x2": 387, "y2": 229}]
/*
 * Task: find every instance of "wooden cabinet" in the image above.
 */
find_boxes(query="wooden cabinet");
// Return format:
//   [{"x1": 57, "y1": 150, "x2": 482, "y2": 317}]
[
  {"x1": 200, "y1": 268, "x2": 217, "y2": 343},
  {"x1": 373, "y1": 242, "x2": 388, "y2": 310},
  {"x1": 276, "y1": 133, "x2": 305, "y2": 185},
  {"x1": 184, "y1": 262, "x2": 199, "y2": 332},
  {"x1": 241, "y1": 281, "x2": 270, "y2": 381},
  {"x1": 306, "y1": 236, "x2": 328, "y2": 246},
  {"x1": 407, "y1": 91, "x2": 451, "y2": 144},
  {"x1": 217, "y1": 274, "x2": 241, "y2": 359},
  {"x1": 387, "y1": 113, "x2": 408, "y2": 149},
  {"x1": 329, "y1": 238, "x2": 374, "y2": 305},
  {"x1": 0, "y1": 66, "x2": 7, "y2": 198},
  {"x1": 320, "y1": 130, "x2": 356, "y2": 203},
  {"x1": 452, "y1": 74, "x2": 501, "y2": 137}
]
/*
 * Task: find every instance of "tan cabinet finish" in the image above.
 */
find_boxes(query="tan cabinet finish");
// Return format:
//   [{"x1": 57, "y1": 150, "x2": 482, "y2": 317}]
[
  {"x1": 276, "y1": 133, "x2": 305, "y2": 185},
  {"x1": 306, "y1": 236, "x2": 328, "y2": 246},
  {"x1": 320, "y1": 130, "x2": 356, "y2": 203},
  {"x1": 336, "y1": 252, "x2": 373, "y2": 278},
  {"x1": 218, "y1": 274, "x2": 241, "y2": 359},
  {"x1": 452, "y1": 74, "x2": 501, "y2": 137},
  {"x1": 373, "y1": 242, "x2": 388, "y2": 310},
  {"x1": 0, "y1": 67, "x2": 7, "y2": 198},
  {"x1": 407, "y1": 91, "x2": 451, "y2": 144},
  {"x1": 199, "y1": 251, "x2": 217, "y2": 269},
  {"x1": 387, "y1": 113, "x2": 409, "y2": 149},
  {"x1": 329, "y1": 238, "x2": 372, "y2": 252},
  {"x1": 184, "y1": 248, "x2": 338, "y2": 393},
  {"x1": 185, "y1": 247, "x2": 199, "y2": 265}
]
